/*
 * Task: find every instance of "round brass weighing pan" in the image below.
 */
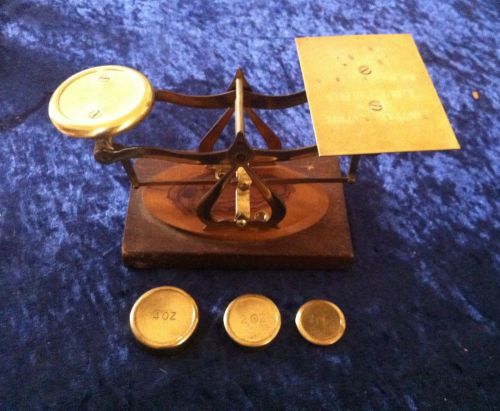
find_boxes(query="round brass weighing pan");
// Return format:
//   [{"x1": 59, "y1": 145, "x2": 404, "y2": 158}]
[{"x1": 48, "y1": 65, "x2": 154, "y2": 138}]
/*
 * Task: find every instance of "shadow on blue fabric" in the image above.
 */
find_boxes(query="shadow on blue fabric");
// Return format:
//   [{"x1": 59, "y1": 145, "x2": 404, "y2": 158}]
[{"x1": 0, "y1": 0, "x2": 498, "y2": 409}]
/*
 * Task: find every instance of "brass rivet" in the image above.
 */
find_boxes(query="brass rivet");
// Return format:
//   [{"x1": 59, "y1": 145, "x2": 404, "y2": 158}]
[
  {"x1": 214, "y1": 169, "x2": 225, "y2": 180},
  {"x1": 235, "y1": 217, "x2": 248, "y2": 227},
  {"x1": 238, "y1": 183, "x2": 250, "y2": 191},
  {"x1": 255, "y1": 210, "x2": 269, "y2": 222}
]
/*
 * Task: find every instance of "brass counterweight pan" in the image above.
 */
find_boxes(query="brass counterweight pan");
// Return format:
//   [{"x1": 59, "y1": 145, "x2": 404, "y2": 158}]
[{"x1": 48, "y1": 65, "x2": 154, "y2": 138}]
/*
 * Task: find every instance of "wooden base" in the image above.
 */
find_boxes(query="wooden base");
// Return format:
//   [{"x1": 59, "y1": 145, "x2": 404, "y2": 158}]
[{"x1": 122, "y1": 157, "x2": 354, "y2": 270}]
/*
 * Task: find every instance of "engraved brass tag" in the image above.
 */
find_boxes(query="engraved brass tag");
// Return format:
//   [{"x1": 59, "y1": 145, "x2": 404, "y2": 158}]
[{"x1": 296, "y1": 34, "x2": 460, "y2": 155}]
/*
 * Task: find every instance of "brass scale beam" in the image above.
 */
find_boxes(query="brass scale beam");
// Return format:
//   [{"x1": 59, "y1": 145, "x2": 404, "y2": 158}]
[{"x1": 93, "y1": 70, "x2": 361, "y2": 226}]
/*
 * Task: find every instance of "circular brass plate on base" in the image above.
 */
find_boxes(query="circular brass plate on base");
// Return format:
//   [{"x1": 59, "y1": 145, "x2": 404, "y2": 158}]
[
  {"x1": 223, "y1": 294, "x2": 281, "y2": 347},
  {"x1": 295, "y1": 299, "x2": 346, "y2": 345},
  {"x1": 130, "y1": 286, "x2": 199, "y2": 350},
  {"x1": 49, "y1": 65, "x2": 154, "y2": 138},
  {"x1": 142, "y1": 164, "x2": 330, "y2": 241}
]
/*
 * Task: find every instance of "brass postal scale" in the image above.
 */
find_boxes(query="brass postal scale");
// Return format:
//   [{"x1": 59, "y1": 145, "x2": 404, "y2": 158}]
[{"x1": 48, "y1": 34, "x2": 459, "y2": 269}]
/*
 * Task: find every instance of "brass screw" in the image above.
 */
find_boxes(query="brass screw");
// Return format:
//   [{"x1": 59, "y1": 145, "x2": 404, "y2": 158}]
[
  {"x1": 358, "y1": 65, "x2": 372, "y2": 75},
  {"x1": 368, "y1": 100, "x2": 383, "y2": 111},
  {"x1": 88, "y1": 109, "x2": 101, "y2": 119}
]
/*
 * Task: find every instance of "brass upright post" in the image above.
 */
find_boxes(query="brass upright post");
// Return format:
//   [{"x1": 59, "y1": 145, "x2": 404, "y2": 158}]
[
  {"x1": 234, "y1": 74, "x2": 252, "y2": 226},
  {"x1": 234, "y1": 75, "x2": 245, "y2": 136}
]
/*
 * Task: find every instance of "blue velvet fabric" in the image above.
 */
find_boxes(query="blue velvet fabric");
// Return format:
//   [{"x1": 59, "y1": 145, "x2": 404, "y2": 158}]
[{"x1": 1, "y1": 0, "x2": 499, "y2": 409}]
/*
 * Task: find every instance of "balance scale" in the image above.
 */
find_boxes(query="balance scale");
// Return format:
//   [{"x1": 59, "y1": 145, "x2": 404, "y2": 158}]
[{"x1": 48, "y1": 34, "x2": 459, "y2": 269}]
